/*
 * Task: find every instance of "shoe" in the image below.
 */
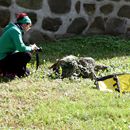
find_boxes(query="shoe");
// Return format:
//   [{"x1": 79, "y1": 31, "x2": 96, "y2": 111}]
[
  {"x1": 16, "y1": 68, "x2": 30, "y2": 78},
  {"x1": 25, "y1": 68, "x2": 30, "y2": 76},
  {"x1": 5, "y1": 73, "x2": 16, "y2": 79}
]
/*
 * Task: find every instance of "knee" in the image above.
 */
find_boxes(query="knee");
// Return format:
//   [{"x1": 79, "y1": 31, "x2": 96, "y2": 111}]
[{"x1": 24, "y1": 52, "x2": 32, "y2": 62}]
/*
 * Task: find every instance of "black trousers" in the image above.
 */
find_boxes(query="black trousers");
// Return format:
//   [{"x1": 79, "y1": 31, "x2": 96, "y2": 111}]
[{"x1": 0, "y1": 52, "x2": 32, "y2": 77}]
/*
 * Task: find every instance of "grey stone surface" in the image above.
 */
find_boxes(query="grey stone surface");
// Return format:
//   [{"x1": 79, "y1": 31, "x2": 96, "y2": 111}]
[
  {"x1": 29, "y1": 30, "x2": 45, "y2": 44},
  {"x1": 100, "y1": 4, "x2": 114, "y2": 15},
  {"x1": 0, "y1": 0, "x2": 11, "y2": 7},
  {"x1": 16, "y1": 0, "x2": 43, "y2": 10},
  {"x1": 67, "y1": 18, "x2": 88, "y2": 34},
  {"x1": 118, "y1": 5, "x2": 130, "y2": 19},
  {"x1": 83, "y1": 4, "x2": 96, "y2": 15},
  {"x1": 27, "y1": 12, "x2": 37, "y2": 25},
  {"x1": 110, "y1": 0, "x2": 120, "y2": 1},
  {"x1": 0, "y1": 9, "x2": 10, "y2": 28},
  {"x1": 105, "y1": 17, "x2": 127, "y2": 35},
  {"x1": 87, "y1": 16, "x2": 105, "y2": 34},
  {"x1": 42, "y1": 17, "x2": 62, "y2": 32},
  {"x1": 75, "y1": 1, "x2": 81, "y2": 14},
  {"x1": 0, "y1": 0, "x2": 130, "y2": 42},
  {"x1": 48, "y1": 0, "x2": 71, "y2": 14}
]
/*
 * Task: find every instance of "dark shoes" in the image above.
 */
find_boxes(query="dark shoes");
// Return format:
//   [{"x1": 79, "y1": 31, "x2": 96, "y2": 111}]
[
  {"x1": 0, "y1": 68, "x2": 31, "y2": 79},
  {"x1": 5, "y1": 73, "x2": 16, "y2": 79},
  {"x1": 16, "y1": 68, "x2": 30, "y2": 78},
  {"x1": 25, "y1": 68, "x2": 30, "y2": 76}
]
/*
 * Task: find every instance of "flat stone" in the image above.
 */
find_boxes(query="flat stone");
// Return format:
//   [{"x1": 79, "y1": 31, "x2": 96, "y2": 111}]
[
  {"x1": 0, "y1": 9, "x2": 10, "y2": 28},
  {"x1": 118, "y1": 5, "x2": 130, "y2": 19},
  {"x1": 0, "y1": 0, "x2": 11, "y2": 7},
  {"x1": 87, "y1": 17, "x2": 105, "y2": 34},
  {"x1": 83, "y1": 4, "x2": 96, "y2": 15},
  {"x1": 105, "y1": 17, "x2": 127, "y2": 34},
  {"x1": 100, "y1": 4, "x2": 114, "y2": 15},
  {"x1": 16, "y1": 0, "x2": 43, "y2": 10},
  {"x1": 27, "y1": 12, "x2": 37, "y2": 25},
  {"x1": 29, "y1": 30, "x2": 46, "y2": 44},
  {"x1": 75, "y1": 1, "x2": 81, "y2": 14},
  {"x1": 110, "y1": 0, "x2": 120, "y2": 1},
  {"x1": 67, "y1": 17, "x2": 88, "y2": 34},
  {"x1": 48, "y1": 0, "x2": 71, "y2": 14},
  {"x1": 42, "y1": 17, "x2": 62, "y2": 32}
]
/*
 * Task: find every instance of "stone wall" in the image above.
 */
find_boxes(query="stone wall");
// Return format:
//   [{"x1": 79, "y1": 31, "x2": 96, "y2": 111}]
[{"x1": 0, "y1": 0, "x2": 130, "y2": 43}]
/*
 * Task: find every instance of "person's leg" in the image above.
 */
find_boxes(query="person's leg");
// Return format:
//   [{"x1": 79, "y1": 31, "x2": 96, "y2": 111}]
[
  {"x1": 0, "y1": 60, "x2": 6, "y2": 76},
  {"x1": 2, "y1": 52, "x2": 32, "y2": 77}
]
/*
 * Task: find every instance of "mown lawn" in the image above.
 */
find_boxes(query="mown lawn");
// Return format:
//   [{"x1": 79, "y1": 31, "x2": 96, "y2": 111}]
[{"x1": 0, "y1": 35, "x2": 130, "y2": 130}]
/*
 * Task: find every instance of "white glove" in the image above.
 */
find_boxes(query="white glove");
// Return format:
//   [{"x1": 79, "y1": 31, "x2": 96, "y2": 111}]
[{"x1": 30, "y1": 44, "x2": 39, "y2": 51}]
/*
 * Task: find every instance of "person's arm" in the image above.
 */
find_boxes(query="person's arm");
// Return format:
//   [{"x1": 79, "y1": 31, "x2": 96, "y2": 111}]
[{"x1": 10, "y1": 29, "x2": 32, "y2": 52}]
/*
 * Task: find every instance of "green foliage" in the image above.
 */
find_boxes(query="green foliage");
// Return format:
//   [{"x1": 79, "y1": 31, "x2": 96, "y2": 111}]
[
  {"x1": 0, "y1": 35, "x2": 130, "y2": 129},
  {"x1": 42, "y1": 35, "x2": 130, "y2": 62}
]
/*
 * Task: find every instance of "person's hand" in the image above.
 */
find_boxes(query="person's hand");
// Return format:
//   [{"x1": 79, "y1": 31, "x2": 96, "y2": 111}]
[{"x1": 30, "y1": 44, "x2": 39, "y2": 51}]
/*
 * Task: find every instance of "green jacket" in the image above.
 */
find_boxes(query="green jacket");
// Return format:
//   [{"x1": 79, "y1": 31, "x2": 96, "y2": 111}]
[{"x1": 0, "y1": 22, "x2": 32, "y2": 60}]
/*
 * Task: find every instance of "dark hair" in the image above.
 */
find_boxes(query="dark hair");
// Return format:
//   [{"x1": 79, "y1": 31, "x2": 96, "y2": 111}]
[{"x1": 16, "y1": 13, "x2": 28, "y2": 22}]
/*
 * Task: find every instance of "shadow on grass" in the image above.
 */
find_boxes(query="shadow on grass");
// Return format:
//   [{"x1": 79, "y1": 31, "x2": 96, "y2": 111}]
[{"x1": 37, "y1": 35, "x2": 130, "y2": 63}]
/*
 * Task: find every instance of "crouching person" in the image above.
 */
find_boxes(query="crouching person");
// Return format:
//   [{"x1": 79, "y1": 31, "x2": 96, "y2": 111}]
[{"x1": 0, "y1": 13, "x2": 38, "y2": 78}]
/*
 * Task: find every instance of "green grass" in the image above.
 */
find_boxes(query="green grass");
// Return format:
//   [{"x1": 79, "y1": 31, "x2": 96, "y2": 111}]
[{"x1": 0, "y1": 35, "x2": 130, "y2": 130}]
